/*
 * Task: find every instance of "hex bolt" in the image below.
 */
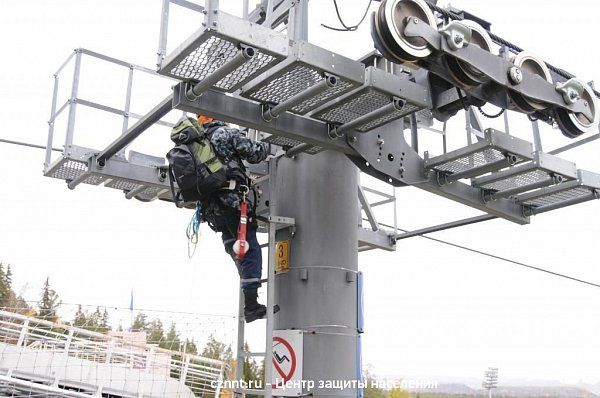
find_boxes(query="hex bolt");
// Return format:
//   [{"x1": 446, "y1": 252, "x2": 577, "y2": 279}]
[
  {"x1": 454, "y1": 34, "x2": 464, "y2": 45},
  {"x1": 349, "y1": 136, "x2": 357, "y2": 143},
  {"x1": 377, "y1": 138, "x2": 385, "y2": 146},
  {"x1": 508, "y1": 67, "x2": 523, "y2": 85}
]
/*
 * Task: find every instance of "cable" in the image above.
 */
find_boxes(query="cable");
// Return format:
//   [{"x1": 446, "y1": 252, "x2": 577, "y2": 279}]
[
  {"x1": 478, "y1": 105, "x2": 505, "y2": 119},
  {"x1": 368, "y1": 219, "x2": 600, "y2": 289},
  {"x1": 420, "y1": 233, "x2": 600, "y2": 289},
  {"x1": 0, "y1": 138, "x2": 62, "y2": 152},
  {"x1": 321, "y1": 0, "x2": 373, "y2": 32},
  {"x1": 20, "y1": 300, "x2": 236, "y2": 318}
]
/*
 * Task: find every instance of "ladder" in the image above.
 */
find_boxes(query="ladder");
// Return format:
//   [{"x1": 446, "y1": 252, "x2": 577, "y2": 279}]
[{"x1": 234, "y1": 157, "x2": 295, "y2": 398}]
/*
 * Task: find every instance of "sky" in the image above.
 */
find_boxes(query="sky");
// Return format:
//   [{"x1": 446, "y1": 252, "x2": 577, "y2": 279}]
[{"x1": 1, "y1": 0, "x2": 600, "y2": 388}]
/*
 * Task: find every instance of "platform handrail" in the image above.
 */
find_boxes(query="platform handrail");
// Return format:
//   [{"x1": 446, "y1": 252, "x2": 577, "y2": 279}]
[{"x1": 0, "y1": 310, "x2": 228, "y2": 396}]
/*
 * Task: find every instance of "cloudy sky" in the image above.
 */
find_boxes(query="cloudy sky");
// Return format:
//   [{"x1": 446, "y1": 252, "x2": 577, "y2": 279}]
[{"x1": 1, "y1": 0, "x2": 600, "y2": 387}]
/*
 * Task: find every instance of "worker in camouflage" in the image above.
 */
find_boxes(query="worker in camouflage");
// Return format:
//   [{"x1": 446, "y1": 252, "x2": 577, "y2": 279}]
[{"x1": 198, "y1": 115, "x2": 269, "y2": 323}]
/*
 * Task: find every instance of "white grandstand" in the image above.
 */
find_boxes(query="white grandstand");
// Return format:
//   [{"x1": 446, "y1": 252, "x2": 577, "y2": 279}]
[{"x1": 0, "y1": 311, "x2": 228, "y2": 398}]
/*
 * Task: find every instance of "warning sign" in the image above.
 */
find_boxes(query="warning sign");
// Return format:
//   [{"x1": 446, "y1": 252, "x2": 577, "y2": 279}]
[
  {"x1": 275, "y1": 240, "x2": 290, "y2": 273},
  {"x1": 272, "y1": 330, "x2": 303, "y2": 396}
]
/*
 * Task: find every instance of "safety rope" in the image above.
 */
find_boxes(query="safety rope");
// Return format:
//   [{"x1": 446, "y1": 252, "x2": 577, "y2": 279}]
[
  {"x1": 233, "y1": 185, "x2": 250, "y2": 260},
  {"x1": 186, "y1": 201, "x2": 203, "y2": 259}
]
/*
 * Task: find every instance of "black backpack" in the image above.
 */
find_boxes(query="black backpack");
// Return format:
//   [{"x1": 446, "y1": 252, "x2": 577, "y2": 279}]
[{"x1": 166, "y1": 117, "x2": 227, "y2": 205}]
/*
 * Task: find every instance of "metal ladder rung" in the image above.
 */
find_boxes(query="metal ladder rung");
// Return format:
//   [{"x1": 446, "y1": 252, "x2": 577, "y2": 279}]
[
  {"x1": 244, "y1": 352, "x2": 266, "y2": 357},
  {"x1": 240, "y1": 278, "x2": 269, "y2": 285},
  {"x1": 237, "y1": 389, "x2": 266, "y2": 396}
]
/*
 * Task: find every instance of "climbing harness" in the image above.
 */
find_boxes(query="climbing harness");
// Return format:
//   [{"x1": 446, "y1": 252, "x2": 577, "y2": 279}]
[
  {"x1": 233, "y1": 185, "x2": 250, "y2": 260},
  {"x1": 186, "y1": 201, "x2": 203, "y2": 258}
]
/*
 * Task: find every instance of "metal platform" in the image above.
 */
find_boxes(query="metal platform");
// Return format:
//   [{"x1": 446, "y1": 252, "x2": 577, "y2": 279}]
[
  {"x1": 262, "y1": 134, "x2": 324, "y2": 154},
  {"x1": 473, "y1": 151, "x2": 578, "y2": 201},
  {"x1": 241, "y1": 40, "x2": 365, "y2": 115},
  {"x1": 45, "y1": 147, "x2": 172, "y2": 202},
  {"x1": 159, "y1": 11, "x2": 288, "y2": 92},
  {"x1": 311, "y1": 66, "x2": 429, "y2": 132},
  {"x1": 424, "y1": 128, "x2": 534, "y2": 184},
  {"x1": 516, "y1": 169, "x2": 600, "y2": 215}
]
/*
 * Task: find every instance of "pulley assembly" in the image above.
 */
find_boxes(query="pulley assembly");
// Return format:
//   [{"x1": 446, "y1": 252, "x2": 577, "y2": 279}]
[
  {"x1": 507, "y1": 51, "x2": 553, "y2": 114},
  {"x1": 555, "y1": 79, "x2": 599, "y2": 138},
  {"x1": 443, "y1": 20, "x2": 495, "y2": 88},
  {"x1": 371, "y1": 0, "x2": 600, "y2": 139},
  {"x1": 372, "y1": 0, "x2": 437, "y2": 63}
]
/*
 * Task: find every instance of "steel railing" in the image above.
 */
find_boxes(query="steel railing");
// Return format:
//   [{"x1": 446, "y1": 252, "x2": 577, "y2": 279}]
[{"x1": 0, "y1": 310, "x2": 227, "y2": 397}]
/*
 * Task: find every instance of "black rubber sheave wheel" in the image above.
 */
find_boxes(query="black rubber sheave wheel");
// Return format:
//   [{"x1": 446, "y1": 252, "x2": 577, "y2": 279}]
[
  {"x1": 555, "y1": 81, "x2": 600, "y2": 138},
  {"x1": 372, "y1": 0, "x2": 437, "y2": 63}
]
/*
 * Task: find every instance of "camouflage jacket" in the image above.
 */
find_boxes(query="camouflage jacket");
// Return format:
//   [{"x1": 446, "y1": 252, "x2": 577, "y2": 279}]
[{"x1": 202, "y1": 121, "x2": 268, "y2": 219}]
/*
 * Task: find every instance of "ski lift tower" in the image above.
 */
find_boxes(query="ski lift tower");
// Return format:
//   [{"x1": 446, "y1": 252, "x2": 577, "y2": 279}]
[{"x1": 43, "y1": 0, "x2": 600, "y2": 397}]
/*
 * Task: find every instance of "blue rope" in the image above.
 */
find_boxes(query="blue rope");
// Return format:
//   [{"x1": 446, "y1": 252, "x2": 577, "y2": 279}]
[{"x1": 186, "y1": 201, "x2": 203, "y2": 258}]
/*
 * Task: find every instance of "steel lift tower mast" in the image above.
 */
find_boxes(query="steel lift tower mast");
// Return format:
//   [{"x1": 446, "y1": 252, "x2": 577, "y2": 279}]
[{"x1": 273, "y1": 2, "x2": 360, "y2": 396}]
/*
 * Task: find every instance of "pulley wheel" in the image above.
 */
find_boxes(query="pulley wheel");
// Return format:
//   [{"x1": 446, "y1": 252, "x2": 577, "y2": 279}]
[
  {"x1": 556, "y1": 80, "x2": 600, "y2": 138},
  {"x1": 508, "y1": 51, "x2": 553, "y2": 113},
  {"x1": 444, "y1": 20, "x2": 495, "y2": 87},
  {"x1": 372, "y1": 0, "x2": 437, "y2": 63}
]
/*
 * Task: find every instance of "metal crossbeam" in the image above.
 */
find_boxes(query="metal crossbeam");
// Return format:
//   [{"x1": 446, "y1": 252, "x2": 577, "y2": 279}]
[
  {"x1": 97, "y1": 95, "x2": 173, "y2": 164},
  {"x1": 394, "y1": 215, "x2": 497, "y2": 240},
  {"x1": 173, "y1": 84, "x2": 356, "y2": 155}
]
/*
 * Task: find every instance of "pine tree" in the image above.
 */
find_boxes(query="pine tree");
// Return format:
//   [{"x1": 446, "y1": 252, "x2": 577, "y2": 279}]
[
  {"x1": 37, "y1": 277, "x2": 60, "y2": 322},
  {"x1": 0, "y1": 263, "x2": 9, "y2": 307},
  {"x1": 184, "y1": 338, "x2": 198, "y2": 355},
  {"x1": 6, "y1": 265, "x2": 12, "y2": 289},
  {"x1": 87, "y1": 307, "x2": 102, "y2": 332},
  {"x1": 99, "y1": 308, "x2": 109, "y2": 333},
  {"x1": 243, "y1": 341, "x2": 261, "y2": 395},
  {"x1": 161, "y1": 322, "x2": 182, "y2": 351},
  {"x1": 147, "y1": 318, "x2": 165, "y2": 345},
  {"x1": 132, "y1": 312, "x2": 148, "y2": 332},
  {"x1": 0, "y1": 265, "x2": 32, "y2": 315},
  {"x1": 202, "y1": 335, "x2": 233, "y2": 362},
  {"x1": 73, "y1": 305, "x2": 87, "y2": 328}
]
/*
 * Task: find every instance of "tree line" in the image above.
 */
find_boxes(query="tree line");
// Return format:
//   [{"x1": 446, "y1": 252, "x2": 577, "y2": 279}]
[
  {"x1": 2, "y1": 263, "x2": 415, "y2": 398},
  {"x1": 0, "y1": 262, "x2": 264, "y2": 396}
]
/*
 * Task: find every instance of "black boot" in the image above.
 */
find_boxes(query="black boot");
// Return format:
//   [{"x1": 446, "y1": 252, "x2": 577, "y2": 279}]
[{"x1": 243, "y1": 287, "x2": 266, "y2": 323}]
